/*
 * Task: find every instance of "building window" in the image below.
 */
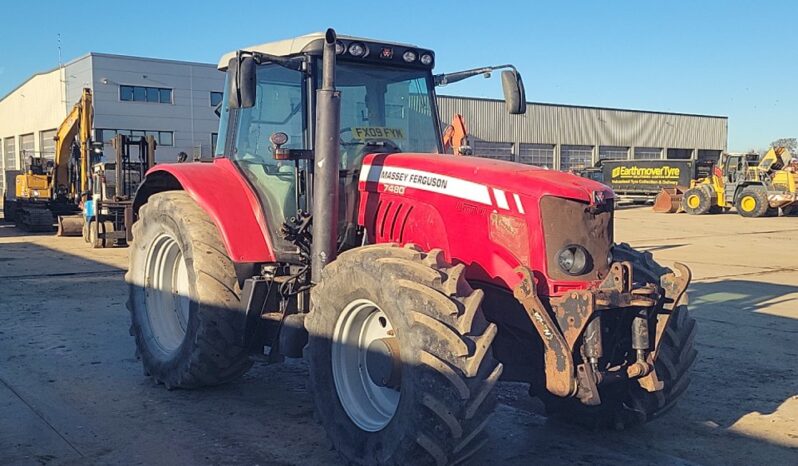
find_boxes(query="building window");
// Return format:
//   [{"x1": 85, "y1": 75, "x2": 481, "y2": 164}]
[
  {"x1": 120, "y1": 85, "x2": 172, "y2": 104},
  {"x1": 560, "y1": 145, "x2": 593, "y2": 171},
  {"x1": 39, "y1": 129, "x2": 57, "y2": 161},
  {"x1": 211, "y1": 133, "x2": 218, "y2": 154},
  {"x1": 667, "y1": 148, "x2": 693, "y2": 160},
  {"x1": 210, "y1": 91, "x2": 223, "y2": 107},
  {"x1": 697, "y1": 149, "x2": 721, "y2": 163},
  {"x1": 0, "y1": 139, "x2": 4, "y2": 192},
  {"x1": 473, "y1": 140, "x2": 514, "y2": 162},
  {"x1": 97, "y1": 129, "x2": 174, "y2": 146},
  {"x1": 598, "y1": 146, "x2": 628, "y2": 161},
  {"x1": 20, "y1": 133, "x2": 35, "y2": 159},
  {"x1": 519, "y1": 143, "x2": 554, "y2": 168},
  {"x1": 634, "y1": 147, "x2": 662, "y2": 160},
  {"x1": 4, "y1": 137, "x2": 16, "y2": 171}
]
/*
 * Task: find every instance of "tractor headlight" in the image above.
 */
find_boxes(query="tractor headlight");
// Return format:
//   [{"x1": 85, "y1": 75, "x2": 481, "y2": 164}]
[
  {"x1": 348, "y1": 42, "x2": 367, "y2": 57},
  {"x1": 557, "y1": 244, "x2": 590, "y2": 276},
  {"x1": 419, "y1": 53, "x2": 434, "y2": 66},
  {"x1": 402, "y1": 50, "x2": 417, "y2": 63},
  {"x1": 335, "y1": 41, "x2": 346, "y2": 55}
]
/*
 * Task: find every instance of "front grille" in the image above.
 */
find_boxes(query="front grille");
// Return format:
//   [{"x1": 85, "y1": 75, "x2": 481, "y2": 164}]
[{"x1": 540, "y1": 196, "x2": 613, "y2": 281}]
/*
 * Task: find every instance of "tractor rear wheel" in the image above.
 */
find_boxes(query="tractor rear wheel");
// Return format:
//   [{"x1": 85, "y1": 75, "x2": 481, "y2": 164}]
[
  {"x1": 736, "y1": 186, "x2": 773, "y2": 218},
  {"x1": 539, "y1": 243, "x2": 697, "y2": 429},
  {"x1": 127, "y1": 191, "x2": 252, "y2": 389},
  {"x1": 682, "y1": 187, "x2": 712, "y2": 215},
  {"x1": 306, "y1": 244, "x2": 501, "y2": 465}
]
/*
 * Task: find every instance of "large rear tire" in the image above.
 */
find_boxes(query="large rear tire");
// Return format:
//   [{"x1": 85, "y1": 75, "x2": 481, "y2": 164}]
[
  {"x1": 126, "y1": 191, "x2": 252, "y2": 389},
  {"x1": 540, "y1": 243, "x2": 697, "y2": 429},
  {"x1": 306, "y1": 244, "x2": 501, "y2": 465}
]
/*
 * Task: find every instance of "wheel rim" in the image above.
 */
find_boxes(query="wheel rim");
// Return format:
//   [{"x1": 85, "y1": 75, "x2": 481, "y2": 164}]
[
  {"x1": 687, "y1": 194, "x2": 700, "y2": 209},
  {"x1": 740, "y1": 196, "x2": 756, "y2": 212},
  {"x1": 143, "y1": 233, "x2": 191, "y2": 354},
  {"x1": 332, "y1": 299, "x2": 401, "y2": 432}
]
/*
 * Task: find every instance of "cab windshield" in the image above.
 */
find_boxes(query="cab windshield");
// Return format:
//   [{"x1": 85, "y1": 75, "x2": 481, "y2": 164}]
[
  {"x1": 333, "y1": 61, "x2": 440, "y2": 168},
  {"x1": 225, "y1": 60, "x2": 439, "y2": 257}
]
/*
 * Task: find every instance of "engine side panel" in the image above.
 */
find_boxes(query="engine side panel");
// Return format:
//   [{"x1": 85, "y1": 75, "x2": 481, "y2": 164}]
[
  {"x1": 357, "y1": 153, "x2": 615, "y2": 295},
  {"x1": 133, "y1": 158, "x2": 276, "y2": 263}
]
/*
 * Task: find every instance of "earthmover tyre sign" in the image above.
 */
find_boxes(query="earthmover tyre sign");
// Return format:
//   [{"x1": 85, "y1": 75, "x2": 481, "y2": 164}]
[{"x1": 601, "y1": 160, "x2": 695, "y2": 194}]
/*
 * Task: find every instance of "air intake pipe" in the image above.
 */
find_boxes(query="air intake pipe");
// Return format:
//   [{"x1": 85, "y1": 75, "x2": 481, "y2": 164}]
[{"x1": 310, "y1": 28, "x2": 341, "y2": 283}]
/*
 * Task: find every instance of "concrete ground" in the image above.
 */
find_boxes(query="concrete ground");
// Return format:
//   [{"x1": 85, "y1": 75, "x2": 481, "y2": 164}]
[{"x1": 0, "y1": 208, "x2": 796, "y2": 465}]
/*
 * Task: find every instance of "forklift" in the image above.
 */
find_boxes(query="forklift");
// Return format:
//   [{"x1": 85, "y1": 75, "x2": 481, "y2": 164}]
[{"x1": 83, "y1": 134, "x2": 155, "y2": 247}]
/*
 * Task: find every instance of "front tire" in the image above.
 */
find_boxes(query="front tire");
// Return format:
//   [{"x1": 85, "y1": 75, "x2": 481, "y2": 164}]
[
  {"x1": 682, "y1": 187, "x2": 712, "y2": 215},
  {"x1": 126, "y1": 191, "x2": 252, "y2": 389},
  {"x1": 306, "y1": 244, "x2": 501, "y2": 465},
  {"x1": 540, "y1": 244, "x2": 697, "y2": 429}
]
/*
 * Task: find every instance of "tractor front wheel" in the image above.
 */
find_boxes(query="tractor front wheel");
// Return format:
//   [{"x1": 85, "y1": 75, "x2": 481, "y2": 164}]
[
  {"x1": 306, "y1": 244, "x2": 501, "y2": 465},
  {"x1": 126, "y1": 191, "x2": 252, "y2": 389}
]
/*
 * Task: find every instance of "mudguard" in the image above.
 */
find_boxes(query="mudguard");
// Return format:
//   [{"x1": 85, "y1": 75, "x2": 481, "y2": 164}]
[{"x1": 133, "y1": 158, "x2": 275, "y2": 263}]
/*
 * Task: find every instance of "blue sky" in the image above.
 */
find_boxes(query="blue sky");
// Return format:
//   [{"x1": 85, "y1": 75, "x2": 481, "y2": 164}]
[{"x1": 0, "y1": 0, "x2": 794, "y2": 151}]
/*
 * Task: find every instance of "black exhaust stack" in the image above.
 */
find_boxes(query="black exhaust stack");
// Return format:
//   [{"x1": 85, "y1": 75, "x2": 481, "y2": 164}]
[{"x1": 311, "y1": 28, "x2": 341, "y2": 283}]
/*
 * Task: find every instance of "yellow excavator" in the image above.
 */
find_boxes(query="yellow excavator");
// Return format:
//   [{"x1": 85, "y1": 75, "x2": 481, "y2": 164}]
[
  {"x1": 679, "y1": 147, "x2": 797, "y2": 217},
  {"x1": 10, "y1": 88, "x2": 96, "y2": 232}
]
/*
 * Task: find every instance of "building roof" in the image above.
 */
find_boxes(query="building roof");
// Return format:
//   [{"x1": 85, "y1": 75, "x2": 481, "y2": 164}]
[
  {"x1": 0, "y1": 52, "x2": 217, "y2": 103},
  {"x1": 217, "y1": 31, "x2": 419, "y2": 69}
]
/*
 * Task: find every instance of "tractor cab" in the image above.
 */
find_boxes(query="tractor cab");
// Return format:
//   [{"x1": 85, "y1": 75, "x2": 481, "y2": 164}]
[{"x1": 215, "y1": 32, "x2": 525, "y2": 260}]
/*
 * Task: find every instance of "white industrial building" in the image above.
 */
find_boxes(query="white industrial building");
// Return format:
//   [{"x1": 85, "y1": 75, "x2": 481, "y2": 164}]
[{"x1": 0, "y1": 53, "x2": 225, "y2": 196}]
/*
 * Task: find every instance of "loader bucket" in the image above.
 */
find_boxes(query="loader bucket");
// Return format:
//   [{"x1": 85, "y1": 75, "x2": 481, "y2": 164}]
[
  {"x1": 653, "y1": 187, "x2": 685, "y2": 213},
  {"x1": 57, "y1": 214, "x2": 84, "y2": 236}
]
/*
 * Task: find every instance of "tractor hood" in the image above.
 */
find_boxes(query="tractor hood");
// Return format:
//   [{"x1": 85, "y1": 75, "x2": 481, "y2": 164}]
[{"x1": 360, "y1": 153, "x2": 613, "y2": 206}]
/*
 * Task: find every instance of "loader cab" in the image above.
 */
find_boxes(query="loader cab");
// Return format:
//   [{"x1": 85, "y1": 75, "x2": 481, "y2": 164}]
[{"x1": 215, "y1": 34, "x2": 444, "y2": 259}]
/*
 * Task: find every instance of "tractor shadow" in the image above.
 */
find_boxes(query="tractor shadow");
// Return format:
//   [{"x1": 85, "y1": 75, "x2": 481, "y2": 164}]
[
  {"x1": 1, "y1": 239, "x2": 796, "y2": 465},
  {"x1": 685, "y1": 279, "x2": 798, "y2": 424}
]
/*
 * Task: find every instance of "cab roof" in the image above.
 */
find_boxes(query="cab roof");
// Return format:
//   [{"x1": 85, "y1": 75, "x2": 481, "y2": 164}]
[{"x1": 218, "y1": 32, "x2": 420, "y2": 69}]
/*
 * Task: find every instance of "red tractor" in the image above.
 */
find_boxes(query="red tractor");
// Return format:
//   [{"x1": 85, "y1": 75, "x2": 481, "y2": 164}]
[{"x1": 128, "y1": 30, "x2": 696, "y2": 465}]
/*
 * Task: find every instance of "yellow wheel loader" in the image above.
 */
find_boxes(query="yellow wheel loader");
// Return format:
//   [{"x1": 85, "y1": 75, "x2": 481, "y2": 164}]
[{"x1": 681, "y1": 147, "x2": 797, "y2": 218}]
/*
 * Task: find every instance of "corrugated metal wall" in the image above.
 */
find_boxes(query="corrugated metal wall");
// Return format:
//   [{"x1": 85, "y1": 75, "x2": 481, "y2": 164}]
[{"x1": 437, "y1": 95, "x2": 728, "y2": 169}]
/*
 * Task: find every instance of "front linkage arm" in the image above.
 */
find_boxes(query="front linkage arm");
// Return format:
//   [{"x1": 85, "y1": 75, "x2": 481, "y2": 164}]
[{"x1": 513, "y1": 261, "x2": 691, "y2": 406}]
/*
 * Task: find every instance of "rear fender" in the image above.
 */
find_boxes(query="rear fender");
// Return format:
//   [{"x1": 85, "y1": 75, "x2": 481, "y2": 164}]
[{"x1": 133, "y1": 158, "x2": 275, "y2": 263}]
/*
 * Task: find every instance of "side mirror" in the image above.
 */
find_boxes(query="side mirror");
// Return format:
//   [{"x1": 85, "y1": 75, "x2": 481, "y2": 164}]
[
  {"x1": 227, "y1": 54, "x2": 257, "y2": 109},
  {"x1": 501, "y1": 70, "x2": 526, "y2": 115}
]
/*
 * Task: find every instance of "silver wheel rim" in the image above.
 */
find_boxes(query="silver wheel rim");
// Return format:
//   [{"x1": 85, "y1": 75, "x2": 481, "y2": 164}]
[
  {"x1": 144, "y1": 233, "x2": 191, "y2": 355},
  {"x1": 332, "y1": 299, "x2": 400, "y2": 432}
]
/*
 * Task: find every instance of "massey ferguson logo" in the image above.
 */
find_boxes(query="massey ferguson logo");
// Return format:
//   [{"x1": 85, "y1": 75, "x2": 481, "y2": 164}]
[{"x1": 593, "y1": 191, "x2": 605, "y2": 204}]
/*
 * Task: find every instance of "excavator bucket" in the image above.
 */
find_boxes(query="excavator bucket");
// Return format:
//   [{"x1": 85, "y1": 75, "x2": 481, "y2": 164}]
[
  {"x1": 653, "y1": 187, "x2": 685, "y2": 213},
  {"x1": 57, "y1": 215, "x2": 84, "y2": 236}
]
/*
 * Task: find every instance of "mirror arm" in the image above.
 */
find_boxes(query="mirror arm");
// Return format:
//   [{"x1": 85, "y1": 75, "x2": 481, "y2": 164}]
[
  {"x1": 434, "y1": 64, "x2": 518, "y2": 86},
  {"x1": 251, "y1": 52, "x2": 306, "y2": 72}
]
